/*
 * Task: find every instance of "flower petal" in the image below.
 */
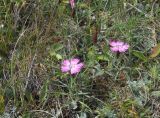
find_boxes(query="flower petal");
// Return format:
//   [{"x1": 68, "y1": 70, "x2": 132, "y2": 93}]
[
  {"x1": 110, "y1": 47, "x2": 119, "y2": 52},
  {"x1": 70, "y1": 63, "x2": 84, "y2": 74},
  {"x1": 61, "y1": 60, "x2": 71, "y2": 73},
  {"x1": 76, "y1": 63, "x2": 84, "y2": 69},
  {"x1": 61, "y1": 58, "x2": 84, "y2": 74},
  {"x1": 62, "y1": 60, "x2": 70, "y2": 66},
  {"x1": 116, "y1": 41, "x2": 124, "y2": 46},
  {"x1": 71, "y1": 58, "x2": 80, "y2": 65},
  {"x1": 109, "y1": 40, "x2": 118, "y2": 47},
  {"x1": 118, "y1": 44, "x2": 129, "y2": 52},
  {"x1": 61, "y1": 66, "x2": 70, "y2": 72},
  {"x1": 70, "y1": 0, "x2": 75, "y2": 9}
]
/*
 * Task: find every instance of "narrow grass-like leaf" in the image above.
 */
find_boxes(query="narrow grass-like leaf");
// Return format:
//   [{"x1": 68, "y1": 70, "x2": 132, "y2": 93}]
[
  {"x1": 0, "y1": 95, "x2": 4, "y2": 114},
  {"x1": 39, "y1": 80, "x2": 49, "y2": 103},
  {"x1": 132, "y1": 50, "x2": 147, "y2": 62}
]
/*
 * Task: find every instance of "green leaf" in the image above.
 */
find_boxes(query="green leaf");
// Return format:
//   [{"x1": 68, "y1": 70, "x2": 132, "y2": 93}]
[
  {"x1": 150, "y1": 43, "x2": 160, "y2": 58},
  {"x1": 22, "y1": 112, "x2": 31, "y2": 118},
  {"x1": 49, "y1": 51, "x2": 56, "y2": 56},
  {"x1": 57, "y1": 4, "x2": 66, "y2": 17},
  {"x1": 0, "y1": 95, "x2": 4, "y2": 115},
  {"x1": 132, "y1": 50, "x2": 147, "y2": 62},
  {"x1": 87, "y1": 46, "x2": 96, "y2": 60},
  {"x1": 39, "y1": 80, "x2": 49, "y2": 103},
  {"x1": 62, "y1": 0, "x2": 69, "y2": 4},
  {"x1": 50, "y1": 43, "x2": 64, "y2": 52},
  {"x1": 56, "y1": 54, "x2": 62, "y2": 60},
  {"x1": 77, "y1": 3, "x2": 88, "y2": 9},
  {"x1": 49, "y1": 43, "x2": 63, "y2": 60},
  {"x1": 150, "y1": 65, "x2": 159, "y2": 79},
  {"x1": 49, "y1": 52, "x2": 62, "y2": 60},
  {"x1": 151, "y1": 91, "x2": 160, "y2": 97},
  {"x1": 97, "y1": 55, "x2": 109, "y2": 61}
]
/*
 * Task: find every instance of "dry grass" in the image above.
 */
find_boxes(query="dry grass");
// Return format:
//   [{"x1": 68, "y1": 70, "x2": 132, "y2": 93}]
[{"x1": 0, "y1": 0, "x2": 160, "y2": 117}]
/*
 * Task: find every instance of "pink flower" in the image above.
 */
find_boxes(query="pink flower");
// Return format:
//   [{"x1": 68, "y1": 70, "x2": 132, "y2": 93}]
[
  {"x1": 69, "y1": 0, "x2": 75, "y2": 9},
  {"x1": 61, "y1": 58, "x2": 84, "y2": 75},
  {"x1": 109, "y1": 40, "x2": 129, "y2": 53}
]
